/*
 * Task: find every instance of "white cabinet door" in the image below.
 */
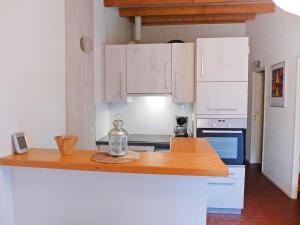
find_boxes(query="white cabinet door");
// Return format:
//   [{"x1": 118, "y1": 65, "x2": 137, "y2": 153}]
[
  {"x1": 197, "y1": 82, "x2": 248, "y2": 117},
  {"x1": 172, "y1": 43, "x2": 195, "y2": 103},
  {"x1": 197, "y1": 38, "x2": 249, "y2": 82},
  {"x1": 127, "y1": 44, "x2": 172, "y2": 94},
  {"x1": 104, "y1": 45, "x2": 127, "y2": 102}
]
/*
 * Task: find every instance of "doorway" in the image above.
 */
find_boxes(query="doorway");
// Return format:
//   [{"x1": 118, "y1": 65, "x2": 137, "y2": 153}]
[{"x1": 249, "y1": 70, "x2": 265, "y2": 164}]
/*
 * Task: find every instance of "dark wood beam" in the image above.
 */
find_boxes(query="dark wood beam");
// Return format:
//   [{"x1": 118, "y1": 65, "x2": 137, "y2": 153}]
[
  {"x1": 104, "y1": 0, "x2": 273, "y2": 7},
  {"x1": 130, "y1": 14, "x2": 256, "y2": 25},
  {"x1": 119, "y1": 3, "x2": 275, "y2": 17},
  {"x1": 142, "y1": 20, "x2": 246, "y2": 26}
]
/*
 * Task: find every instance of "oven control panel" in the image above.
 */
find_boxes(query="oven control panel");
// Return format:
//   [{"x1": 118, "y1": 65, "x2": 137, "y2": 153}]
[
  {"x1": 211, "y1": 119, "x2": 231, "y2": 128},
  {"x1": 197, "y1": 119, "x2": 247, "y2": 129}
]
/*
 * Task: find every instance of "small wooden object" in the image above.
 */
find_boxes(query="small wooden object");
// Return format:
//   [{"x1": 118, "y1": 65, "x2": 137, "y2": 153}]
[{"x1": 55, "y1": 135, "x2": 78, "y2": 156}]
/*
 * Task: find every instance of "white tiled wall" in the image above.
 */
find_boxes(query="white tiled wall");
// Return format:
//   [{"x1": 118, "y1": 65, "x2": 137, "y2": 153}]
[{"x1": 108, "y1": 96, "x2": 193, "y2": 135}]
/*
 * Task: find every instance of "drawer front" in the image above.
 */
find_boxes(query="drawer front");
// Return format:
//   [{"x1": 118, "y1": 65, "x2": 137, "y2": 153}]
[
  {"x1": 209, "y1": 166, "x2": 245, "y2": 182},
  {"x1": 208, "y1": 178, "x2": 245, "y2": 209},
  {"x1": 228, "y1": 166, "x2": 245, "y2": 179}
]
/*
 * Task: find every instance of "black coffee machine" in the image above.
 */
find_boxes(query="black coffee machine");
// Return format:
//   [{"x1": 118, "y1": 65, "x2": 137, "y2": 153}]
[{"x1": 174, "y1": 116, "x2": 190, "y2": 137}]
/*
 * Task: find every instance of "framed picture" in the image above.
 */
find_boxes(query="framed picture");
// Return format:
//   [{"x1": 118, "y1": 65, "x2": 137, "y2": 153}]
[{"x1": 270, "y1": 62, "x2": 285, "y2": 107}]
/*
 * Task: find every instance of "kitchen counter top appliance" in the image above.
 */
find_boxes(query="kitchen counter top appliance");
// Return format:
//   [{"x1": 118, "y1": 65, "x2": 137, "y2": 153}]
[{"x1": 174, "y1": 116, "x2": 191, "y2": 137}]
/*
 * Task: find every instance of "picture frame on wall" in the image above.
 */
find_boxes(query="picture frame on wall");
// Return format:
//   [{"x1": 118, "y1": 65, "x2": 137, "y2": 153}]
[{"x1": 270, "y1": 62, "x2": 285, "y2": 107}]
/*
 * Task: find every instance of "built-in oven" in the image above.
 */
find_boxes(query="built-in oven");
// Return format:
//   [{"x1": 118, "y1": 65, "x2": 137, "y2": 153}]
[{"x1": 196, "y1": 119, "x2": 246, "y2": 165}]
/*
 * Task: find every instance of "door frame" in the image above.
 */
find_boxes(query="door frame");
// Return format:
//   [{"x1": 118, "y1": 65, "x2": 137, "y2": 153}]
[
  {"x1": 249, "y1": 67, "x2": 266, "y2": 165},
  {"x1": 290, "y1": 59, "x2": 300, "y2": 199}
]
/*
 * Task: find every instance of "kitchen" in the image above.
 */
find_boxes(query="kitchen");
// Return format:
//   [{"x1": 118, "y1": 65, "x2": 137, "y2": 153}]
[{"x1": 1, "y1": 1, "x2": 300, "y2": 225}]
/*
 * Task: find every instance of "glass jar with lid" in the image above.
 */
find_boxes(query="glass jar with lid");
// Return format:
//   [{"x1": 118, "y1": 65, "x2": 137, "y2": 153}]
[{"x1": 108, "y1": 115, "x2": 128, "y2": 157}]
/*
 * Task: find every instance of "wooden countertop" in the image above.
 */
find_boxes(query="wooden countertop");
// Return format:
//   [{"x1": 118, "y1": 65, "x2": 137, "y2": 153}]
[{"x1": 0, "y1": 138, "x2": 228, "y2": 177}]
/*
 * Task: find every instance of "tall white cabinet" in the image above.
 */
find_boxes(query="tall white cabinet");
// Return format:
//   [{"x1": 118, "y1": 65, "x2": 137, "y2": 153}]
[
  {"x1": 196, "y1": 37, "x2": 249, "y2": 214},
  {"x1": 196, "y1": 38, "x2": 249, "y2": 119},
  {"x1": 127, "y1": 44, "x2": 172, "y2": 94}
]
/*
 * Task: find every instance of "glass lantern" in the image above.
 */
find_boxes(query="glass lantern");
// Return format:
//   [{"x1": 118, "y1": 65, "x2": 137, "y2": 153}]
[{"x1": 108, "y1": 117, "x2": 128, "y2": 157}]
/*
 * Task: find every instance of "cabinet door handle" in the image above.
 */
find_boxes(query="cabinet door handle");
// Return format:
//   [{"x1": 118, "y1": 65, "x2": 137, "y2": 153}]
[
  {"x1": 202, "y1": 130, "x2": 243, "y2": 134},
  {"x1": 119, "y1": 72, "x2": 123, "y2": 99},
  {"x1": 207, "y1": 108, "x2": 238, "y2": 112},
  {"x1": 174, "y1": 72, "x2": 178, "y2": 100},
  {"x1": 165, "y1": 63, "x2": 169, "y2": 89},
  {"x1": 208, "y1": 182, "x2": 235, "y2": 186},
  {"x1": 201, "y1": 48, "x2": 204, "y2": 77}
]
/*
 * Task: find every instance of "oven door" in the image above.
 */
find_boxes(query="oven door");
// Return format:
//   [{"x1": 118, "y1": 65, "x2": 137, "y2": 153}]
[{"x1": 197, "y1": 128, "x2": 245, "y2": 165}]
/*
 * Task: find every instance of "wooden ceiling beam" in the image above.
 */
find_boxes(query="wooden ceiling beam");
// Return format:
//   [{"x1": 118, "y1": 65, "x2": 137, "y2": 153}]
[
  {"x1": 119, "y1": 3, "x2": 275, "y2": 17},
  {"x1": 130, "y1": 14, "x2": 256, "y2": 25},
  {"x1": 142, "y1": 20, "x2": 246, "y2": 26},
  {"x1": 104, "y1": 0, "x2": 273, "y2": 7}
]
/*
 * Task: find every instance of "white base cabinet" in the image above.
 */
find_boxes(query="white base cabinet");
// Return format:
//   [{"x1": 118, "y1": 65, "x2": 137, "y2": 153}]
[{"x1": 207, "y1": 165, "x2": 245, "y2": 214}]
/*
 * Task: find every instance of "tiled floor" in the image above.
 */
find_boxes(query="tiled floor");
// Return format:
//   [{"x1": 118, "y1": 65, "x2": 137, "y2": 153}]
[
  {"x1": 299, "y1": 174, "x2": 300, "y2": 192},
  {"x1": 207, "y1": 165, "x2": 300, "y2": 225}
]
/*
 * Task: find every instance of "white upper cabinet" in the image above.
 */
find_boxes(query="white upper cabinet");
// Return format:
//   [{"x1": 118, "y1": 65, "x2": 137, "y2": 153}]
[
  {"x1": 127, "y1": 44, "x2": 172, "y2": 94},
  {"x1": 197, "y1": 38, "x2": 249, "y2": 82},
  {"x1": 197, "y1": 82, "x2": 248, "y2": 118},
  {"x1": 104, "y1": 45, "x2": 127, "y2": 102},
  {"x1": 172, "y1": 43, "x2": 195, "y2": 103}
]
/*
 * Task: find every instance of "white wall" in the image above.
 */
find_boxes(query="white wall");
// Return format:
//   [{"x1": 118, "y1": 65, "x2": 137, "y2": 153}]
[
  {"x1": 246, "y1": 7, "x2": 300, "y2": 198},
  {"x1": 0, "y1": 0, "x2": 66, "y2": 224},
  {"x1": 141, "y1": 23, "x2": 246, "y2": 43},
  {"x1": 2, "y1": 2, "x2": 130, "y2": 224},
  {"x1": 109, "y1": 97, "x2": 193, "y2": 135},
  {"x1": 94, "y1": 0, "x2": 131, "y2": 140}
]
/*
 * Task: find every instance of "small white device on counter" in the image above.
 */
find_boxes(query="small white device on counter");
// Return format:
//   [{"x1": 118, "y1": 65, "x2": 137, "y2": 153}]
[{"x1": 12, "y1": 132, "x2": 30, "y2": 154}]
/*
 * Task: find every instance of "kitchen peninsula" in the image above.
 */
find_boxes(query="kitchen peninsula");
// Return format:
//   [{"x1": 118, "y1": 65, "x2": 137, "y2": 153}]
[{"x1": 0, "y1": 138, "x2": 228, "y2": 225}]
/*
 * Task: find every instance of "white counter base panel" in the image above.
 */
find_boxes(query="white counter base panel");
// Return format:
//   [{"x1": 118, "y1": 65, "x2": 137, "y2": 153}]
[{"x1": 12, "y1": 168, "x2": 208, "y2": 225}]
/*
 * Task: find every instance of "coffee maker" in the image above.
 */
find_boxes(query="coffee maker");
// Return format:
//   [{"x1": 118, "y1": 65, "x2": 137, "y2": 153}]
[{"x1": 174, "y1": 116, "x2": 189, "y2": 137}]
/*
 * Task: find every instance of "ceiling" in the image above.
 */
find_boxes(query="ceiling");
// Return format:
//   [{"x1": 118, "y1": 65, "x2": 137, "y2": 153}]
[{"x1": 103, "y1": 0, "x2": 276, "y2": 26}]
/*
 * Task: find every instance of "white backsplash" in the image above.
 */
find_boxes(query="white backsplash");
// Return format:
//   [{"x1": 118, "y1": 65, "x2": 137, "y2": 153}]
[{"x1": 108, "y1": 96, "x2": 193, "y2": 135}]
